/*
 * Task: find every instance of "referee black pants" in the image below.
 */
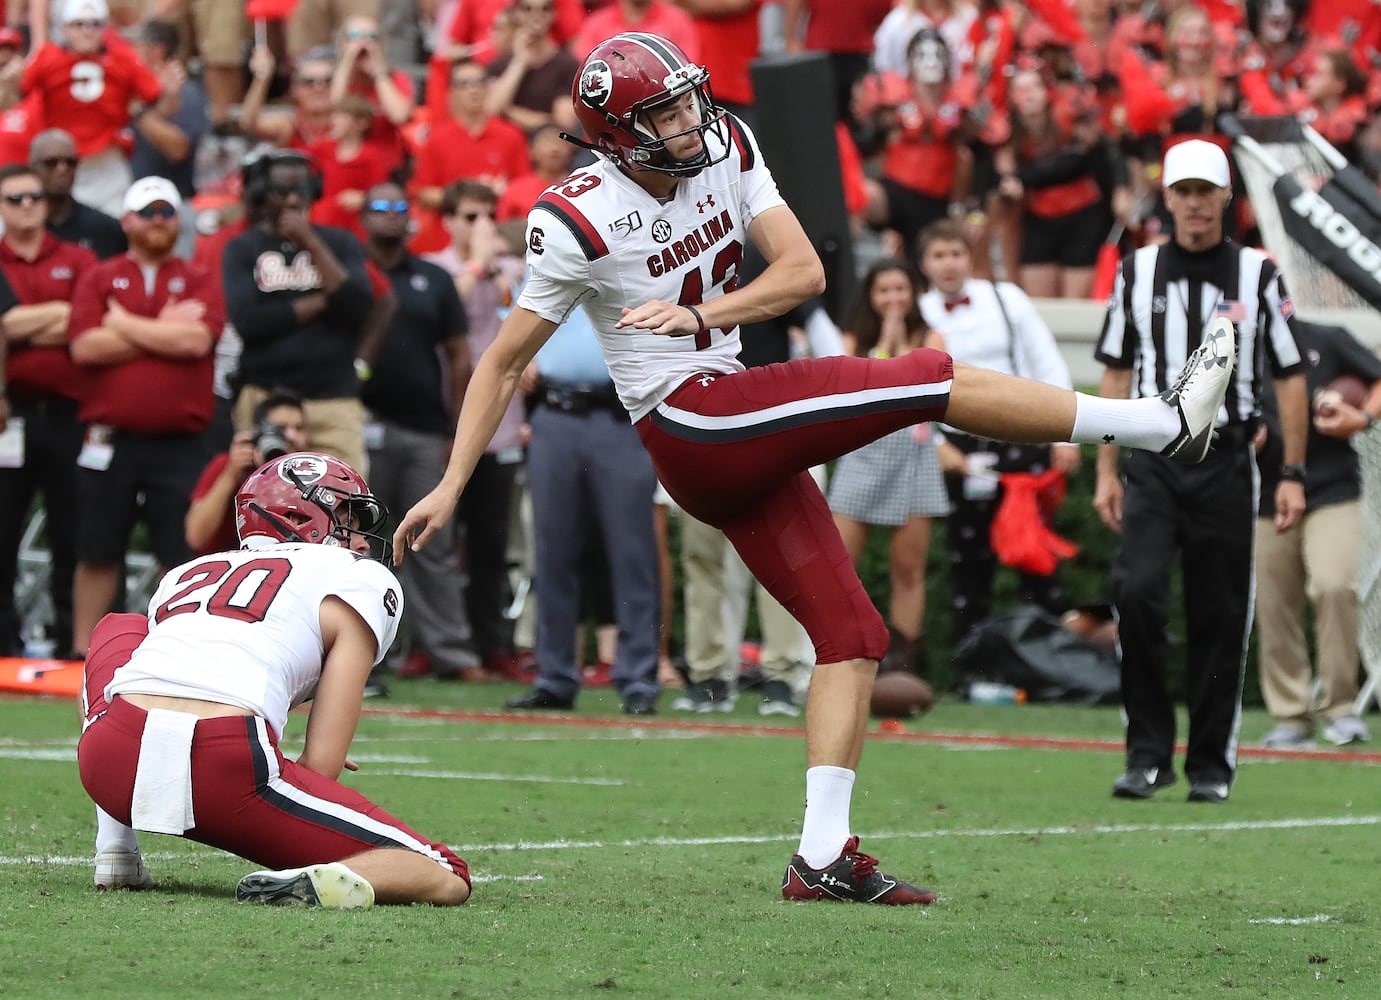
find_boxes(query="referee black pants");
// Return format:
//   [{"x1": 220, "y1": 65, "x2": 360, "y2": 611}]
[{"x1": 1112, "y1": 433, "x2": 1257, "y2": 786}]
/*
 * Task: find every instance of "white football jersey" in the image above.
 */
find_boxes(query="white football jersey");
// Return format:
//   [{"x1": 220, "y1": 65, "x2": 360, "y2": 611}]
[
  {"x1": 107, "y1": 544, "x2": 403, "y2": 738},
  {"x1": 517, "y1": 113, "x2": 787, "y2": 421}
]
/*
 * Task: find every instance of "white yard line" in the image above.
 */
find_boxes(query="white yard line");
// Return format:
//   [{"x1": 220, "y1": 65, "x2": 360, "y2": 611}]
[
  {"x1": 7, "y1": 814, "x2": 1377, "y2": 869},
  {"x1": 359, "y1": 769, "x2": 624, "y2": 786}
]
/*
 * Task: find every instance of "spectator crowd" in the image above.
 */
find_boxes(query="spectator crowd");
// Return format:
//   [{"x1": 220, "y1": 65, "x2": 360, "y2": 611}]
[{"x1": 0, "y1": 0, "x2": 1379, "y2": 735}]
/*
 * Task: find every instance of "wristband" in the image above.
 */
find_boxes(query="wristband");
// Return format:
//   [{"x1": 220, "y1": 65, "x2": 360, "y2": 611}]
[
  {"x1": 1279, "y1": 462, "x2": 1306, "y2": 484},
  {"x1": 685, "y1": 304, "x2": 706, "y2": 336}
]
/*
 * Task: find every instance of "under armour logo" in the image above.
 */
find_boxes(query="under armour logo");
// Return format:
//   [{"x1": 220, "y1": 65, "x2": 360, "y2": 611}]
[
  {"x1": 1103, "y1": 434, "x2": 1116, "y2": 443},
  {"x1": 696, "y1": 374, "x2": 715, "y2": 386},
  {"x1": 1203, "y1": 326, "x2": 1231, "y2": 369},
  {"x1": 697, "y1": 194, "x2": 716, "y2": 214}
]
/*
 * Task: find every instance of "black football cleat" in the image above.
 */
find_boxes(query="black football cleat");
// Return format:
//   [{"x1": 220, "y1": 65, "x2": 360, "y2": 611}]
[
  {"x1": 782, "y1": 836, "x2": 936, "y2": 905},
  {"x1": 1187, "y1": 781, "x2": 1230, "y2": 803},
  {"x1": 1111, "y1": 766, "x2": 1178, "y2": 799},
  {"x1": 505, "y1": 688, "x2": 575, "y2": 710}
]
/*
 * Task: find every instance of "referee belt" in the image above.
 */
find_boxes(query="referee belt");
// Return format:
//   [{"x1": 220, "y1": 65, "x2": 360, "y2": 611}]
[{"x1": 537, "y1": 381, "x2": 621, "y2": 415}]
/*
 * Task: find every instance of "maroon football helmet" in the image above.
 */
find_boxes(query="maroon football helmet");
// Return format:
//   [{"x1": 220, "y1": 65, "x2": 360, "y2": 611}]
[
  {"x1": 571, "y1": 32, "x2": 730, "y2": 176},
  {"x1": 235, "y1": 453, "x2": 391, "y2": 562}
]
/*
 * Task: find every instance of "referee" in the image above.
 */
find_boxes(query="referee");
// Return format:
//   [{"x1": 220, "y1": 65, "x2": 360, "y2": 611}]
[{"x1": 1093, "y1": 140, "x2": 1309, "y2": 804}]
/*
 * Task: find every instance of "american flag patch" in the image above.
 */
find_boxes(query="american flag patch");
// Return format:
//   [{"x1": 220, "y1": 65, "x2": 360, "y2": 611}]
[{"x1": 1216, "y1": 300, "x2": 1246, "y2": 322}]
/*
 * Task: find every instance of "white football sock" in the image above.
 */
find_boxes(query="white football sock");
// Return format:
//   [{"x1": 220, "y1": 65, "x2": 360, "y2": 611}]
[
  {"x1": 1070, "y1": 392, "x2": 1180, "y2": 451},
  {"x1": 95, "y1": 806, "x2": 141, "y2": 854},
  {"x1": 796, "y1": 765, "x2": 855, "y2": 869}
]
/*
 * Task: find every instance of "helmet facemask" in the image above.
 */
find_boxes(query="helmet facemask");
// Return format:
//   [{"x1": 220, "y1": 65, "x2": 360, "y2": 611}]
[
  {"x1": 238, "y1": 455, "x2": 393, "y2": 564},
  {"x1": 286, "y1": 468, "x2": 393, "y2": 564},
  {"x1": 619, "y1": 74, "x2": 731, "y2": 177}
]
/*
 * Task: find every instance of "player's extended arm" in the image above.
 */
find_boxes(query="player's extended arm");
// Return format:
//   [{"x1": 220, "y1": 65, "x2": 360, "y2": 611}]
[
  {"x1": 299, "y1": 596, "x2": 378, "y2": 780},
  {"x1": 393, "y1": 305, "x2": 557, "y2": 560},
  {"x1": 616, "y1": 204, "x2": 825, "y2": 336}
]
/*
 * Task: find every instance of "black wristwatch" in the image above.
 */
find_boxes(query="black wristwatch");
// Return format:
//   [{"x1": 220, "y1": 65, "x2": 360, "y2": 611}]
[{"x1": 1279, "y1": 463, "x2": 1306, "y2": 483}]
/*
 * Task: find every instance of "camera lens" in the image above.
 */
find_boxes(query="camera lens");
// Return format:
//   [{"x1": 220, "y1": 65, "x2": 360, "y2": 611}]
[{"x1": 254, "y1": 419, "x2": 290, "y2": 461}]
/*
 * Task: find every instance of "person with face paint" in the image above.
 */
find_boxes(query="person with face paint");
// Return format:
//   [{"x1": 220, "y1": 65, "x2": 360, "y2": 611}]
[
  {"x1": 859, "y1": 28, "x2": 999, "y2": 262},
  {"x1": 1238, "y1": 0, "x2": 1315, "y2": 116}
]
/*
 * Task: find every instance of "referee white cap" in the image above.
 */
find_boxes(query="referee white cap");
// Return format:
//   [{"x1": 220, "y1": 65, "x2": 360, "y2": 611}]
[{"x1": 1162, "y1": 139, "x2": 1230, "y2": 189}]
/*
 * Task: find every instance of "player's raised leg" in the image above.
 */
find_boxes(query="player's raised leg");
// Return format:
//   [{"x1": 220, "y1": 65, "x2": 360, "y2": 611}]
[{"x1": 946, "y1": 318, "x2": 1235, "y2": 463}]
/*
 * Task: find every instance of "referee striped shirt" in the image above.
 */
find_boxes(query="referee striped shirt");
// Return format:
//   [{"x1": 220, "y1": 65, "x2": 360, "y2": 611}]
[{"x1": 1095, "y1": 239, "x2": 1304, "y2": 425}]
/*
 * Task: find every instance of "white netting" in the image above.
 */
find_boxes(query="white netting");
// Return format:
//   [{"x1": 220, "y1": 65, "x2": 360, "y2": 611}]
[
  {"x1": 1231, "y1": 116, "x2": 1381, "y2": 712},
  {"x1": 1231, "y1": 117, "x2": 1368, "y2": 311}
]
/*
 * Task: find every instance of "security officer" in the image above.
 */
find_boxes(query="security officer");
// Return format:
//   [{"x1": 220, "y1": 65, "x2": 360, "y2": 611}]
[
  {"x1": 1093, "y1": 140, "x2": 1309, "y2": 804},
  {"x1": 504, "y1": 305, "x2": 662, "y2": 716},
  {"x1": 359, "y1": 182, "x2": 481, "y2": 683}
]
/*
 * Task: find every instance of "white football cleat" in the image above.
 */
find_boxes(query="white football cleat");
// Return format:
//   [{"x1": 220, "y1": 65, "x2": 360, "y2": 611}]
[
  {"x1": 94, "y1": 848, "x2": 155, "y2": 891},
  {"x1": 1160, "y1": 316, "x2": 1236, "y2": 464},
  {"x1": 236, "y1": 862, "x2": 375, "y2": 909}
]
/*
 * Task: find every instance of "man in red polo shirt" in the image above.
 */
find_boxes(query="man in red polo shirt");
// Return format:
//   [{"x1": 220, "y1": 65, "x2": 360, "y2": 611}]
[
  {"x1": 21, "y1": 0, "x2": 164, "y2": 218},
  {"x1": 0, "y1": 163, "x2": 98, "y2": 660},
  {"x1": 410, "y1": 59, "x2": 529, "y2": 254},
  {"x1": 68, "y1": 176, "x2": 222, "y2": 657}
]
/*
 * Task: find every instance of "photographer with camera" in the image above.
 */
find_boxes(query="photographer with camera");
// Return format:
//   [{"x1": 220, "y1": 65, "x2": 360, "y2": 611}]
[
  {"x1": 184, "y1": 390, "x2": 309, "y2": 556},
  {"x1": 222, "y1": 149, "x2": 375, "y2": 473}
]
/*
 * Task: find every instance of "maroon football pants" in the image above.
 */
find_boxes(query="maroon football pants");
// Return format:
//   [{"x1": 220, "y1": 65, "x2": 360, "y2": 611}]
[{"x1": 637, "y1": 350, "x2": 953, "y2": 664}]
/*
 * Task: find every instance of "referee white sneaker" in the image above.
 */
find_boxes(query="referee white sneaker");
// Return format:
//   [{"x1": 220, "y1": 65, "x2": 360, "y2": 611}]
[
  {"x1": 1159, "y1": 316, "x2": 1236, "y2": 464},
  {"x1": 236, "y1": 862, "x2": 375, "y2": 909}
]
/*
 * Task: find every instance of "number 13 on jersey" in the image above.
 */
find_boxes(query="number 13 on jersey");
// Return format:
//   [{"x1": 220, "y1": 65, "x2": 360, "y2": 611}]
[{"x1": 677, "y1": 240, "x2": 743, "y2": 350}]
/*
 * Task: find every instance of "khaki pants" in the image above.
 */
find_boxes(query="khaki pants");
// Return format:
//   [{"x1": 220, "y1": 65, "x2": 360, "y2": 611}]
[
  {"x1": 1255, "y1": 500, "x2": 1362, "y2": 725},
  {"x1": 234, "y1": 386, "x2": 367, "y2": 477},
  {"x1": 680, "y1": 512, "x2": 814, "y2": 691}
]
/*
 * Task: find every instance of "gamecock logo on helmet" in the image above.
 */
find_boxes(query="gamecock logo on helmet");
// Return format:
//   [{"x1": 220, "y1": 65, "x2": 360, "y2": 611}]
[
  {"x1": 278, "y1": 454, "x2": 329, "y2": 487},
  {"x1": 580, "y1": 60, "x2": 613, "y2": 106}
]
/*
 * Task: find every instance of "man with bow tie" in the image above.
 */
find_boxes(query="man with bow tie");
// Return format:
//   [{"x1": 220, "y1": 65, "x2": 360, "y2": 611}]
[{"x1": 918, "y1": 218, "x2": 1081, "y2": 647}]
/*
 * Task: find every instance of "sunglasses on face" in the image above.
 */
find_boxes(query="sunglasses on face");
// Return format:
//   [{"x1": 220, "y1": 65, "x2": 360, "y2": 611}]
[
  {"x1": 367, "y1": 199, "x2": 409, "y2": 214},
  {"x1": 135, "y1": 204, "x2": 178, "y2": 220},
  {"x1": 37, "y1": 156, "x2": 78, "y2": 170},
  {"x1": 451, "y1": 77, "x2": 486, "y2": 89},
  {"x1": 346, "y1": 28, "x2": 377, "y2": 40},
  {"x1": 2, "y1": 191, "x2": 44, "y2": 205},
  {"x1": 269, "y1": 181, "x2": 315, "y2": 198}
]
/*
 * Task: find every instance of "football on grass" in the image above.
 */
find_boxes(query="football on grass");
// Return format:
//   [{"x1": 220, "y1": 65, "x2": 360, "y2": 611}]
[
  {"x1": 1315, "y1": 373, "x2": 1369, "y2": 412},
  {"x1": 870, "y1": 671, "x2": 934, "y2": 718}
]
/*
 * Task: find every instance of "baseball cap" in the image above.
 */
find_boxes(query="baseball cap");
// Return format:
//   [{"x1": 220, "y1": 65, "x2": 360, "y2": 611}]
[
  {"x1": 123, "y1": 176, "x2": 182, "y2": 213},
  {"x1": 1162, "y1": 139, "x2": 1230, "y2": 189},
  {"x1": 60, "y1": 0, "x2": 109, "y2": 23}
]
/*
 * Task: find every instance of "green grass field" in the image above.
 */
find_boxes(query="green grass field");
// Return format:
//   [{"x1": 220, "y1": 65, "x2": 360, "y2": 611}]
[{"x1": 2, "y1": 680, "x2": 1378, "y2": 999}]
